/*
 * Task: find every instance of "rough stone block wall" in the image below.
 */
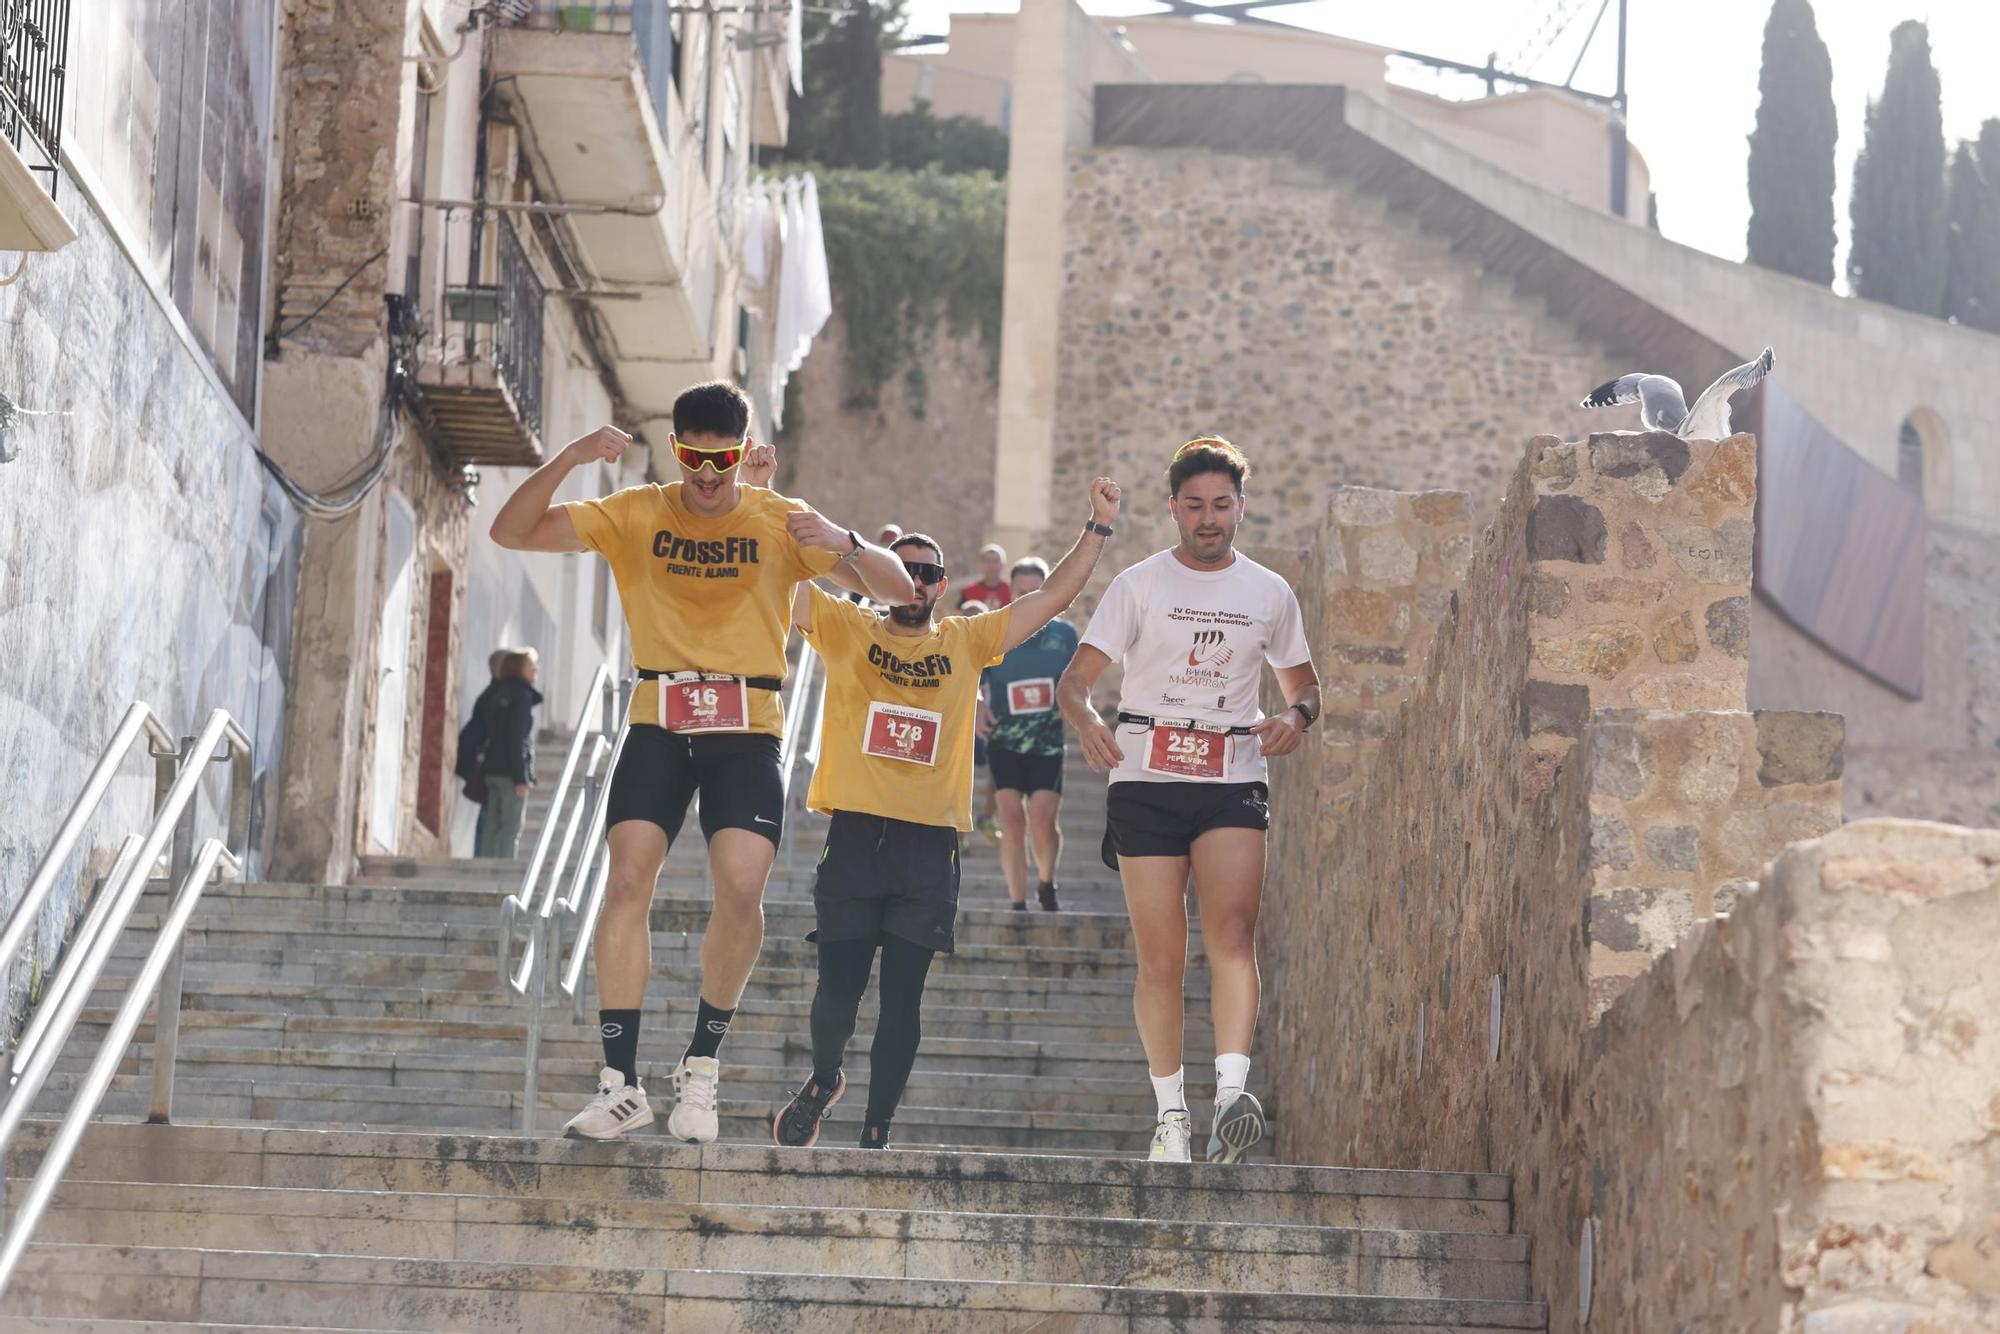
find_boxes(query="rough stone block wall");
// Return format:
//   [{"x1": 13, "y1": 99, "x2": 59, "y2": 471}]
[
  {"x1": 1524, "y1": 431, "x2": 1757, "y2": 779},
  {"x1": 1038, "y1": 144, "x2": 1617, "y2": 625},
  {"x1": 1584, "y1": 708, "x2": 1844, "y2": 1013},
  {"x1": 1316, "y1": 487, "x2": 1474, "y2": 801}
]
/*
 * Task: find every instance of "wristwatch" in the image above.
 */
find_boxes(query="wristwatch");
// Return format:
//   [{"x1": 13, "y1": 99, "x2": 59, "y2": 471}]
[
  {"x1": 838, "y1": 529, "x2": 864, "y2": 564},
  {"x1": 1085, "y1": 519, "x2": 1114, "y2": 538},
  {"x1": 1290, "y1": 700, "x2": 1318, "y2": 728}
]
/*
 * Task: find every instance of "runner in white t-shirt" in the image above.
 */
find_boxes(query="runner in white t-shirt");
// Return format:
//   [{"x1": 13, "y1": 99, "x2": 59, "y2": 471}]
[{"x1": 1056, "y1": 437, "x2": 1321, "y2": 1166}]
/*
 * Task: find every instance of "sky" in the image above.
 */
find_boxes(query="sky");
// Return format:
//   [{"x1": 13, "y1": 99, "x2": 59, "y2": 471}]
[{"x1": 901, "y1": 0, "x2": 2000, "y2": 287}]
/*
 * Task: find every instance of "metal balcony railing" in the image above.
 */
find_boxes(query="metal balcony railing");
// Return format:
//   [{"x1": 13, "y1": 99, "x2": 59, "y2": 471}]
[
  {"x1": 0, "y1": 0, "x2": 68, "y2": 197},
  {"x1": 440, "y1": 213, "x2": 547, "y2": 443},
  {"x1": 505, "y1": 1, "x2": 674, "y2": 141}
]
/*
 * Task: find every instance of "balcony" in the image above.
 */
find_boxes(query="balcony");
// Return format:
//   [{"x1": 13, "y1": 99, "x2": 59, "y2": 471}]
[
  {"x1": 409, "y1": 215, "x2": 547, "y2": 468},
  {"x1": 0, "y1": 0, "x2": 77, "y2": 251},
  {"x1": 490, "y1": 1, "x2": 716, "y2": 440}
]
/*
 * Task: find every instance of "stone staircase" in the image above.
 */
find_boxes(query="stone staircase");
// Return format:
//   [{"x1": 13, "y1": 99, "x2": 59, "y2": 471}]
[{"x1": 3, "y1": 738, "x2": 1549, "y2": 1329}]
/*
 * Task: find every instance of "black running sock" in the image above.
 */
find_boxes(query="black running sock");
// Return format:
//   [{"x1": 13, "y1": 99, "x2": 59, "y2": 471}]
[
  {"x1": 1011, "y1": 901, "x2": 1028, "y2": 912},
  {"x1": 684, "y1": 997, "x2": 735, "y2": 1062},
  {"x1": 598, "y1": 1009, "x2": 641, "y2": 1086}
]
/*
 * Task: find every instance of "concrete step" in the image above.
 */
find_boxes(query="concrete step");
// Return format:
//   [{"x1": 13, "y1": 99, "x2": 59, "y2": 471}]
[
  {"x1": 70, "y1": 1010, "x2": 1220, "y2": 1082},
  {"x1": 32, "y1": 1078, "x2": 1205, "y2": 1153},
  {"x1": 4, "y1": 1244, "x2": 1547, "y2": 1330},
  {"x1": 84, "y1": 979, "x2": 1205, "y2": 1045},
  {"x1": 55, "y1": 1043, "x2": 1216, "y2": 1117},
  {"x1": 17, "y1": 1122, "x2": 1512, "y2": 1233},
  {"x1": 25, "y1": 1179, "x2": 1529, "y2": 1300},
  {"x1": 98, "y1": 945, "x2": 1202, "y2": 1011}
]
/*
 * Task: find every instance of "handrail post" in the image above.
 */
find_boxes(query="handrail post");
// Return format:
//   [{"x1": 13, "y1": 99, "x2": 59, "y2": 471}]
[
  {"x1": 147, "y1": 737, "x2": 199, "y2": 1123},
  {"x1": 521, "y1": 915, "x2": 548, "y2": 1134}
]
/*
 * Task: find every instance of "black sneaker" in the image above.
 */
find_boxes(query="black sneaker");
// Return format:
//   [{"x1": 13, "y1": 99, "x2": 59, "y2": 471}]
[
  {"x1": 1011, "y1": 901, "x2": 1028, "y2": 912},
  {"x1": 1037, "y1": 881, "x2": 1060, "y2": 912},
  {"x1": 859, "y1": 1120, "x2": 891, "y2": 1149},
  {"x1": 772, "y1": 1071, "x2": 845, "y2": 1147}
]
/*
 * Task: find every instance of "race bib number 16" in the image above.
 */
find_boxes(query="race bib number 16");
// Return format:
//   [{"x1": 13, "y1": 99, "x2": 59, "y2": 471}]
[
  {"x1": 863, "y1": 701, "x2": 942, "y2": 766},
  {"x1": 1143, "y1": 725, "x2": 1230, "y2": 781},
  {"x1": 661, "y1": 677, "x2": 749, "y2": 733}
]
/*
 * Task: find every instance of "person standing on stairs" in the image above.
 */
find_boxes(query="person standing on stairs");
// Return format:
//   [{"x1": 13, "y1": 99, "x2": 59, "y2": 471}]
[
  {"x1": 977, "y1": 557, "x2": 1079, "y2": 911},
  {"x1": 773, "y1": 477, "x2": 1123, "y2": 1150},
  {"x1": 489, "y1": 381, "x2": 914, "y2": 1142},
  {"x1": 1056, "y1": 438, "x2": 1320, "y2": 1166},
  {"x1": 471, "y1": 648, "x2": 543, "y2": 860}
]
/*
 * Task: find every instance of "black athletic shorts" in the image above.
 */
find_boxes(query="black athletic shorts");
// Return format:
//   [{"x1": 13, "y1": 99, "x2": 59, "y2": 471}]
[
  {"x1": 605, "y1": 726, "x2": 785, "y2": 847},
  {"x1": 809, "y1": 810, "x2": 962, "y2": 954},
  {"x1": 1101, "y1": 780, "x2": 1271, "y2": 868},
  {"x1": 987, "y1": 745, "x2": 1064, "y2": 796}
]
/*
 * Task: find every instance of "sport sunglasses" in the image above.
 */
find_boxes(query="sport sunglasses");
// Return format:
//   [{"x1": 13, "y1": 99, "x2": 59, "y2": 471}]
[
  {"x1": 670, "y1": 434, "x2": 748, "y2": 474},
  {"x1": 902, "y1": 560, "x2": 947, "y2": 586}
]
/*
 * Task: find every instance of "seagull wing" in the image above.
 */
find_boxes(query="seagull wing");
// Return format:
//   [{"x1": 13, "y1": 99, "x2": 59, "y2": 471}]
[
  {"x1": 1580, "y1": 373, "x2": 1687, "y2": 432},
  {"x1": 1580, "y1": 373, "x2": 1649, "y2": 409},
  {"x1": 1679, "y1": 347, "x2": 1774, "y2": 440}
]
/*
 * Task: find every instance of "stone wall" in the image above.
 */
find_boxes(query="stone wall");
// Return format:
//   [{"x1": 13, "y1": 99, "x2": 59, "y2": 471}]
[
  {"x1": 1038, "y1": 145, "x2": 1614, "y2": 579},
  {"x1": 778, "y1": 313, "x2": 1001, "y2": 579},
  {"x1": 0, "y1": 179, "x2": 300, "y2": 1029},
  {"x1": 1314, "y1": 488, "x2": 1473, "y2": 801},
  {"x1": 1583, "y1": 708, "x2": 1843, "y2": 1014}
]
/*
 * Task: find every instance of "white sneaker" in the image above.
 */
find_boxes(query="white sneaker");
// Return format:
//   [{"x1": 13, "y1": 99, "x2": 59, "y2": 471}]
[
  {"x1": 1207, "y1": 1090, "x2": 1267, "y2": 1165},
  {"x1": 665, "y1": 1055, "x2": 721, "y2": 1143},
  {"x1": 562, "y1": 1067, "x2": 653, "y2": 1140},
  {"x1": 1148, "y1": 1111, "x2": 1193, "y2": 1163}
]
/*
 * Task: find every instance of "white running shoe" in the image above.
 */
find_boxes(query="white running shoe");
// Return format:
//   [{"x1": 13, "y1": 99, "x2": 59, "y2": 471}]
[
  {"x1": 1208, "y1": 1090, "x2": 1267, "y2": 1165},
  {"x1": 665, "y1": 1055, "x2": 722, "y2": 1143},
  {"x1": 1148, "y1": 1111, "x2": 1193, "y2": 1163},
  {"x1": 562, "y1": 1067, "x2": 654, "y2": 1140}
]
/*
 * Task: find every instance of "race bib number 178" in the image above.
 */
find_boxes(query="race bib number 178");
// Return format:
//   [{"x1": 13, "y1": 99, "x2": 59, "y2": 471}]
[{"x1": 863, "y1": 701, "x2": 942, "y2": 766}]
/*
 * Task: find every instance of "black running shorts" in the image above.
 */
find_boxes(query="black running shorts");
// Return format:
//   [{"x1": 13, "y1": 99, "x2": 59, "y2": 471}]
[
  {"x1": 987, "y1": 745, "x2": 1064, "y2": 796},
  {"x1": 810, "y1": 810, "x2": 962, "y2": 954},
  {"x1": 1101, "y1": 780, "x2": 1271, "y2": 868},
  {"x1": 605, "y1": 726, "x2": 785, "y2": 847}
]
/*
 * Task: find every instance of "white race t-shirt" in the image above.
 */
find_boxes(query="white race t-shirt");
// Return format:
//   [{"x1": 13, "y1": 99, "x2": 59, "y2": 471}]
[{"x1": 1078, "y1": 549, "x2": 1312, "y2": 785}]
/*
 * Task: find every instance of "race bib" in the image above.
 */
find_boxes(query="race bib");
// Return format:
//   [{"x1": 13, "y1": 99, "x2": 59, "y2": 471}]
[
  {"x1": 1006, "y1": 677, "x2": 1056, "y2": 716},
  {"x1": 660, "y1": 676, "x2": 749, "y2": 733},
  {"x1": 863, "y1": 701, "x2": 942, "y2": 766},
  {"x1": 1143, "y1": 725, "x2": 1230, "y2": 781}
]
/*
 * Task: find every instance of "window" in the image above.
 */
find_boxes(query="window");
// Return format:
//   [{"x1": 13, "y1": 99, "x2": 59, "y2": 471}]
[{"x1": 1897, "y1": 419, "x2": 1923, "y2": 494}]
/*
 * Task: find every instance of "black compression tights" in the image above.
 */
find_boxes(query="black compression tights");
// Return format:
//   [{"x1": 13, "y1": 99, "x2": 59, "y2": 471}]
[{"x1": 810, "y1": 935, "x2": 937, "y2": 1127}]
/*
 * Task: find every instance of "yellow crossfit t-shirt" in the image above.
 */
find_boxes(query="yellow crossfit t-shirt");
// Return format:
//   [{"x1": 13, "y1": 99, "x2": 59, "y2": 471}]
[
  {"x1": 563, "y1": 484, "x2": 841, "y2": 734},
  {"x1": 803, "y1": 585, "x2": 1013, "y2": 831}
]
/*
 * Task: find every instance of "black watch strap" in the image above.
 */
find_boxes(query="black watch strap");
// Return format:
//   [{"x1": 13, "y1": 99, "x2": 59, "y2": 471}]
[
  {"x1": 1292, "y1": 700, "x2": 1318, "y2": 727},
  {"x1": 1085, "y1": 519, "x2": 1114, "y2": 538}
]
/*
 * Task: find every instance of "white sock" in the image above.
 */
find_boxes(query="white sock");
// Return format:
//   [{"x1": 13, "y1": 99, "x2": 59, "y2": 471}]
[
  {"x1": 1215, "y1": 1052, "x2": 1251, "y2": 1105},
  {"x1": 1150, "y1": 1067, "x2": 1187, "y2": 1120}
]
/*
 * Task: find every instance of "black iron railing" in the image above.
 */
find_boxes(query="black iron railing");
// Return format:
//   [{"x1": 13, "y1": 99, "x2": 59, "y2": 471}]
[
  {"x1": 0, "y1": 0, "x2": 68, "y2": 197},
  {"x1": 445, "y1": 215, "x2": 546, "y2": 439},
  {"x1": 507, "y1": 1, "x2": 674, "y2": 137}
]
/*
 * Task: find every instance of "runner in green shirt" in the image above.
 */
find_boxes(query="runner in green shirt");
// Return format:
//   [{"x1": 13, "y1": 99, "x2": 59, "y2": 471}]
[{"x1": 978, "y1": 558, "x2": 1080, "y2": 910}]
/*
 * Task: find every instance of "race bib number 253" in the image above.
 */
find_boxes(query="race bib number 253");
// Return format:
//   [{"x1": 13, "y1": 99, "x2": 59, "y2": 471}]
[{"x1": 1143, "y1": 725, "x2": 1230, "y2": 781}]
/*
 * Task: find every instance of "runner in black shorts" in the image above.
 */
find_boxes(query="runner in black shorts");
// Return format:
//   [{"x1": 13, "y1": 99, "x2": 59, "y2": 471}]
[
  {"x1": 490, "y1": 382, "x2": 914, "y2": 1144},
  {"x1": 770, "y1": 477, "x2": 1122, "y2": 1150},
  {"x1": 1057, "y1": 437, "x2": 1320, "y2": 1166},
  {"x1": 977, "y1": 557, "x2": 1079, "y2": 911}
]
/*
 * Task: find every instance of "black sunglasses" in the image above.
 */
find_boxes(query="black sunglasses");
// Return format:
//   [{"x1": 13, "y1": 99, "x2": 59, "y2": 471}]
[{"x1": 902, "y1": 560, "x2": 947, "y2": 586}]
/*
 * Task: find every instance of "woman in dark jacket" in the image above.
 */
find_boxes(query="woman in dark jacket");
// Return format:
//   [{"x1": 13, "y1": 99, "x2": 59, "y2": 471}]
[{"x1": 472, "y1": 648, "x2": 543, "y2": 859}]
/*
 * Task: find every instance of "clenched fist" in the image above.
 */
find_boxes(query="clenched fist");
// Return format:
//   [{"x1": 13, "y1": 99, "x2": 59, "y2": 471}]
[
  {"x1": 786, "y1": 505, "x2": 857, "y2": 554},
  {"x1": 739, "y1": 441, "x2": 776, "y2": 488},
  {"x1": 564, "y1": 424, "x2": 631, "y2": 467},
  {"x1": 1088, "y1": 477, "x2": 1122, "y2": 526}
]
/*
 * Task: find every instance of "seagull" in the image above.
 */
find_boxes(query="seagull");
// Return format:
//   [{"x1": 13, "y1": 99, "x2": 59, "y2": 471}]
[{"x1": 1579, "y1": 347, "x2": 1775, "y2": 440}]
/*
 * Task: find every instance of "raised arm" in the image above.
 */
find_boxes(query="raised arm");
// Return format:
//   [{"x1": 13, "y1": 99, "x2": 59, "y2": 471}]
[
  {"x1": 786, "y1": 506, "x2": 916, "y2": 606},
  {"x1": 1057, "y1": 644, "x2": 1123, "y2": 774},
  {"x1": 998, "y1": 478, "x2": 1123, "y2": 653},
  {"x1": 490, "y1": 425, "x2": 631, "y2": 552}
]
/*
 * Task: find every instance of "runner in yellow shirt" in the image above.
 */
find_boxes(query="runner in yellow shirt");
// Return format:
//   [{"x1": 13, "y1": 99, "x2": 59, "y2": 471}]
[
  {"x1": 771, "y1": 476, "x2": 1123, "y2": 1149},
  {"x1": 489, "y1": 381, "x2": 914, "y2": 1143}
]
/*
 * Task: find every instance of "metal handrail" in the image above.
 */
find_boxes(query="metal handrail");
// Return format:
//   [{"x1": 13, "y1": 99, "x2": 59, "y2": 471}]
[
  {"x1": 0, "y1": 705, "x2": 253, "y2": 1292},
  {"x1": 499, "y1": 640, "x2": 826, "y2": 1132}
]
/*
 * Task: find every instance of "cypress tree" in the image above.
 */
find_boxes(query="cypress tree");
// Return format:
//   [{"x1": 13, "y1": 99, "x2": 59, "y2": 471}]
[
  {"x1": 782, "y1": 0, "x2": 906, "y2": 170},
  {"x1": 1943, "y1": 120, "x2": 2000, "y2": 332},
  {"x1": 1745, "y1": 0, "x2": 1837, "y2": 284},
  {"x1": 1847, "y1": 21, "x2": 1948, "y2": 313}
]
